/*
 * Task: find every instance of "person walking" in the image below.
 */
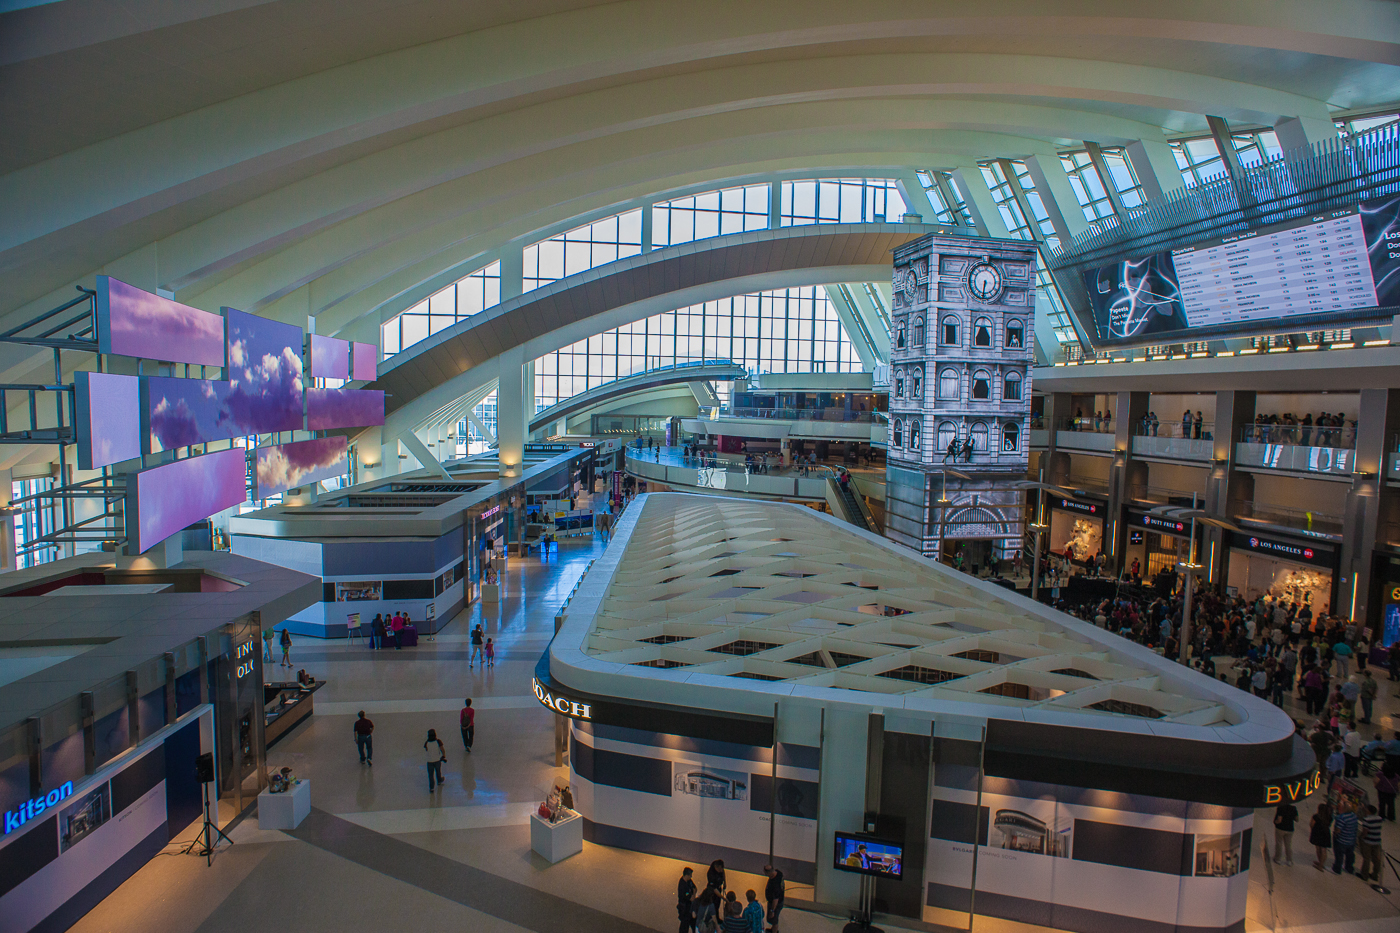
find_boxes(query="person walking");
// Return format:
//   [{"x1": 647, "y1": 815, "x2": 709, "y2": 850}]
[
  {"x1": 1359, "y1": 669, "x2": 1378, "y2": 723},
  {"x1": 676, "y1": 867, "x2": 697, "y2": 933},
  {"x1": 470, "y1": 624, "x2": 485, "y2": 668},
  {"x1": 763, "y1": 864, "x2": 784, "y2": 933},
  {"x1": 1309, "y1": 802, "x2": 1333, "y2": 870},
  {"x1": 1343, "y1": 726, "x2": 1363, "y2": 777},
  {"x1": 1272, "y1": 800, "x2": 1297, "y2": 865},
  {"x1": 263, "y1": 627, "x2": 275, "y2": 663},
  {"x1": 1332, "y1": 800, "x2": 1358, "y2": 874},
  {"x1": 354, "y1": 711, "x2": 374, "y2": 765},
  {"x1": 279, "y1": 628, "x2": 292, "y2": 668},
  {"x1": 460, "y1": 698, "x2": 475, "y2": 752},
  {"x1": 742, "y1": 891, "x2": 764, "y2": 933},
  {"x1": 1358, "y1": 803, "x2": 1384, "y2": 881},
  {"x1": 424, "y1": 728, "x2": 446, "y2": 791}
]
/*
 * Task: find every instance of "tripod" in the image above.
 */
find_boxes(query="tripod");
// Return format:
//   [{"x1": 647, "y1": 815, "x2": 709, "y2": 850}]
[{"x1": 182, "y1": 778, "x2": 234, "y2": 866}]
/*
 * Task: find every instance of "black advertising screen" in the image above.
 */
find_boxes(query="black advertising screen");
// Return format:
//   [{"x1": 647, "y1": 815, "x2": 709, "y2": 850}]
[
  {"x1": 1084, "y1": 195, "x2": 1400, "y2": 345},
  {"x1": 833, "y1": 832, "x2": 903, "y2": 879}
]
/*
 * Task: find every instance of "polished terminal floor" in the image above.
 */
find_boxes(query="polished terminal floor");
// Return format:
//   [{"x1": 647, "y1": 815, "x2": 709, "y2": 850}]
[{"x1": 71, "y1": 518, "x2": 1400, "y2": 933}]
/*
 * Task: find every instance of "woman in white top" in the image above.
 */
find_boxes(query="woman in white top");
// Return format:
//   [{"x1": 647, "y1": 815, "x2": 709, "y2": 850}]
[{"x1": 424, "y1": 729, "x2": 446, "y2": 791}]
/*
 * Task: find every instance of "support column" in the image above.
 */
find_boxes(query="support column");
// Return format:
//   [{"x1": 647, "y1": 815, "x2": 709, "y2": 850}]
[
  {"x1": 951, "y1": 166, "x2": 1011, "y2": 237},
  {"x1": 768, "y1": 181, "x2": 782, "y2": 229},
  {"x1": 1124, "y1": 138, "x2": 1185, "y2": 201},
  {"x1": 1339, "y1": 389, "x2": 1400, "y2": 631},
  {"x1": 1107, "y1": 392, "x2": 1149, "y2": 572},
  {"x1": 1041, "y1": 393, "x2": 1073, "y2": 487},
  {"x1": 1023, "y1": 154, "x2": 1091, "y2": 243},
  {"x1": 1205, "y1": 391, "x2": 1256, "y2": 588},
  {"x1": 640, "y1": 200, "x2": 654, "y2": 251},
  {"x1": 499, "y1": 242, "x2": 524, "y2": 303},
  {"x1": 894, "y1": 171, "x2": 932, "y2": 222},
  {"x1": 1274, "y1": 116, "x2": 1338, "y2": 156},
  {"x1": 497, "y1": 348, "x2": 527, "y2": 478},
  {"x1": 1206, "y1": 116, "x2": 1252, "y2": 196}
]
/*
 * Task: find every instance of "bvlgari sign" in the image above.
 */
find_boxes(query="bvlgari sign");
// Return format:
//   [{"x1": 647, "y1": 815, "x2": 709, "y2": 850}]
[{"x1": 532, "y1": 676, "x2": 593, "y2": 719}]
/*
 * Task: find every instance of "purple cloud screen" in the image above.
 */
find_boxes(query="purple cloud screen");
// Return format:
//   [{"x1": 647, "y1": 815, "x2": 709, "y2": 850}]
[
  {"x1": 306, "y1": 388, "x2": 385, "y2": 430},
  {"x1": 352, "y1": 342, "x2": 377, "y2": 381},
  {"x1": 308, "y1": 334, "x2": 350, "y2": 379},
  {"x1": 254, "y1": 436, "x2": 348, "y2": 499},
  {"x1": 144, "y1": 376, "x2": 238, "y2": 453},
  {"x1": 126, "y1": 448, "x2": 248, "y2": 553},
  {"x1": 225, "y1": 308, "x2": 304, "y2": 433},
  {"x1": 75, "y1": 372, "x2": 142, "y2": 470},
  {"x1": 96, "y1": 277, "x2": 225, "y2": 367}
]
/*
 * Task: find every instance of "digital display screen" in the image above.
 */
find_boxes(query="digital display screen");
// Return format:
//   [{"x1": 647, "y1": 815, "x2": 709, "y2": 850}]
[
  {"x1": 144, "y1": 376, "x2": 239, "y2": 453},
  {"x1": 833, "y1": 832, "x2": 903, "y2": 879},
  {"x1": 75, "y1": 371, "x2": 141, "y2": 469},
  {"x1": 308, "y1": 334, "x2": 350, "y2": 379},
  {"x1": 305, "y1": 387, "x2": 385, "y2": 430},
  {"x1": 254, "y1": 436, "x2": 348, "y2": 499},
  {"x1": 352, "y1": 342, "x2": 378, "y2": 381},
  {"x1": 225, "y1": 308, "x2": 304, "y2": 434},
  {"x1": 126, "y1": 447, "x2": 247, "y2": 553},
  {"x1": 95, "y1": 277, "x2": 225, "y2": 366},
  {"x1": 1084, "y1": 195, "x2": 1400, "y2": 345}
]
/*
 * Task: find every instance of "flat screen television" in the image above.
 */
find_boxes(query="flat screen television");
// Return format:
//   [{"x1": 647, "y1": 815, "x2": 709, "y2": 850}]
[{"x1": 833, "y1": 831, "x2": 903, "y2": 879}]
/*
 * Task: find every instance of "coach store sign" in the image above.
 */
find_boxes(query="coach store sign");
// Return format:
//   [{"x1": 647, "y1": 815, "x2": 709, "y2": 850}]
[{"x1": 532, "y1": 677, "x2": 593, "y2": 719}]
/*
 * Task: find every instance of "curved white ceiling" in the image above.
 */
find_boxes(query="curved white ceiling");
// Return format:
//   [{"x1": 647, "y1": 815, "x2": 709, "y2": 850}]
[{"x1": 2, "y1": 0, "x2": 1398, "y2": 368}]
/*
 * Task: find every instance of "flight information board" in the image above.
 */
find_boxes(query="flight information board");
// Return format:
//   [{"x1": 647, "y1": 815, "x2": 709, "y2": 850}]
[{"x1": 1084, "y1": 194, "x2": 1400, "y2": 345}]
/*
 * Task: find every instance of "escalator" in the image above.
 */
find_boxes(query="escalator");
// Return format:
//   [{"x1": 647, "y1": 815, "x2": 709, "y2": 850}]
[{"x1": 827, "y1": 476, "x2": 874, "y2": 533}]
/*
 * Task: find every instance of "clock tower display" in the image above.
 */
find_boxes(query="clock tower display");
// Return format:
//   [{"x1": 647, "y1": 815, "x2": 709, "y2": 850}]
[{"x1": 885, "y1": 234, "x2": 1037, "y2": 565}]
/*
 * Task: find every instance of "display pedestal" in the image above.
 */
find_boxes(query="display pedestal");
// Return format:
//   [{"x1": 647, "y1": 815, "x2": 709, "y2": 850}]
[
  {"x1": 482, "y1": 583, "x2": 500, "y2": 603},
  {"x1": 258, "y1": 779, "x2": 311, "y2": 830},
  {"x1": 530, "y1": 811, "x2": 582, "y2": 863}
]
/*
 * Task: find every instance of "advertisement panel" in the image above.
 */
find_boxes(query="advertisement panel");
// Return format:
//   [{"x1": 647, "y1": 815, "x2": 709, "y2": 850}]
[
  {"x1": 1084, "y1": 195, "x2": 1400, "y2": 345},
  {"x1": 74, "y1": 371, "x2": 141, "y2": 469},
  {"x1": 224, "y1": 308, "x2": 305, "y2": 434},
  {"x1": 308, "y1": 334, "x2": 350, "y2": 379},
  {"x1": 305, "y1": 388, "x2": 385, "y2": 430}
]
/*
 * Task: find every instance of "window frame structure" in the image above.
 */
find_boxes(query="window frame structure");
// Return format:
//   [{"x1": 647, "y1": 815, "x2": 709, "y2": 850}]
[
  {"x1": 971, "y1": 370, "x2": 991, "y2": 400},
  {"x1": 1003, "y1": 370, "x2": 1023, "y2": 401},
  {"x1": 652, "y1": 184, "x2": 770, "y2": 248},
  {"x1": 779, "y1": 178, "x2": 905, "y2": 226},
  {"x1": 1168, "y1": 130, "x2": 1285, "y2": 188},
  {"x1": 914, "y1": 170, "x2": 976, "y2": 227},
  {"x1": 938, "y1": 367, "x2": 960, "y2": 400},
  {"x1": 381, "y1": 261, "x2": 501, "y2": 357},
  {"x1": 1058, "y1": 148, "x2": 1146, "y2": 221},
  {"x1": 523, "y1": 209, "x2": 644, "y2": 293}
]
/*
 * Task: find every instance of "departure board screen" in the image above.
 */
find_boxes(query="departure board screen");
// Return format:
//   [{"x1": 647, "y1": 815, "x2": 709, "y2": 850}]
[{"x1": 1084, "y1": 194, "x2": 1400, "y2": 345}]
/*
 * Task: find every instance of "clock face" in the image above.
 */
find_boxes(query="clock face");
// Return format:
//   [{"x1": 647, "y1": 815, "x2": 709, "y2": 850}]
[{"x1": 967, "y1": 262, "x2": 1002, "y2": 302}]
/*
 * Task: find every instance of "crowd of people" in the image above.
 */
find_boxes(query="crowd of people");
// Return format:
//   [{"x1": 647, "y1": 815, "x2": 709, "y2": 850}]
[
  {"x1": 1242, "y1": 411, "x2": 1355, "y2": 448},
  {"x1": 676, "y1": 861, "x2": 784, "y2": 933}
]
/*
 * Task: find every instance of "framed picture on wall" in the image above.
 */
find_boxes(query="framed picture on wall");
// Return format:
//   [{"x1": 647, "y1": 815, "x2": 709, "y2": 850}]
[{"x1": 336, "y1": 581, "x2": 382, "y2": 601}]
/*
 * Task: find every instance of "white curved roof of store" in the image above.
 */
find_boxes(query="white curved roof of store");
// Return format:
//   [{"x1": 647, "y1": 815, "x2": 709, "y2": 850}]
[{"x1": 550, "y1": 492, "x2": 1294, "y2": 745}]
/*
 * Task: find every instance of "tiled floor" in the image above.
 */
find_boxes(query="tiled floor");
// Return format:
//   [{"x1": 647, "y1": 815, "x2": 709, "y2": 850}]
[{"x1": 69, "y1": 519, "x2": 1400, "y2": 933}]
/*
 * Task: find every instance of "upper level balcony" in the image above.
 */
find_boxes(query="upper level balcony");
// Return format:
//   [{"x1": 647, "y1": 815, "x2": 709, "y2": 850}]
[
  {"x1": 1130, "y1": 420, "x2": 1212, "y2": 462},
  {"x1": 1052, "y1": 417, "x2": 1115, "y2": 454},
  {"x1": 1234, "y1": 424, "x2": 1356, "y2": 477}
]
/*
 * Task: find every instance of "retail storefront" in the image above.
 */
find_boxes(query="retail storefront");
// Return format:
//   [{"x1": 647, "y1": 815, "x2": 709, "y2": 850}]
[
  {"x1": 1225, "y1": 531, "x2": 1338, "y2": 614},
  {"x1": 1123, "y1": 507, "x2": 1199, "y2": 581},
  {"x1": 1047, "y1": 496, "x2": 1106, "y2": 564},
  {"x1": 541, "y1": 494, "x2": 1317, "y2": 933}
]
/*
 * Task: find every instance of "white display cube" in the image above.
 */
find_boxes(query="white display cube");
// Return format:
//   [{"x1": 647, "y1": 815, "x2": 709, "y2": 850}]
[
  {"x1": 530, "y1": 810, "x2": 583, "y2": 863},
  {"x1": 482, "y1": 583, "x2": 500, "y2": 603},
  {"x1": 258, "y1": 779, "x2": 311, "y2": 830}
]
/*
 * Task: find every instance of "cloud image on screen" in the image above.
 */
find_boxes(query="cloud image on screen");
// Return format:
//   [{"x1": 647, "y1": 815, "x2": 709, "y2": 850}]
[
  {"x1": 224, "y1": 308, "x2": 304, "y2": 434},
  {"x1": 308, "y1": 334, "x2": 350, "y2": 379},
  {"x1": 97, "y1": 277, "x2": 225, "y2": 366},
  {"x1": 306, "y1": 388, "x2": 385, "y2": 431},
  {"x1": 145, "y1": 376, "x2": 238, "y2": 453},
  {"x1": 128, "y1": 448, "x2": 247, "y2": 553},
  {"x1": 352, "y1": 342, "x2": 378, "y2": 381},
  {"x1": 75, "y1": 371, "x2": 142, "y2": 470},
  {"x1": 254, "y1": 436, "x2": 348, "y2": 499}
]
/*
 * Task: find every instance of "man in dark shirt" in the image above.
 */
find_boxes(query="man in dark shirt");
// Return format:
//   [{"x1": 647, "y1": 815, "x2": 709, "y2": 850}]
[
  {"x1": 1272, "y1": 801, "x2": 1297, "y2": 865},
  {"x1": 676, "y1": 866, "x2": 696, "y2": 933},
  {"x1": 763, "y1": 864, "x2": 784, "y2": 933},
  {"x1": 353, "y1": 711, "x2": 374, "y2": 765}
]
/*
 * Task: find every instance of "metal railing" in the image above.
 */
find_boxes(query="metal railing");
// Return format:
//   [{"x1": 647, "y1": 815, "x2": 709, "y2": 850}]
[
  {"x1": 1239, "y1": 423, "x2": 1355, "y2": 449},
  {"x1": 1056, "y1": 416, "x2": 1116, "y2": 434},
  {"x1": 719, "y1": 406, "x2": 877, "y2": 423},
  {"x1": 1234, "y1": 501, "x2": 1344, "y2": 536},
  {"x1": 1131, "y1": 420, "x2": 1213, "y2": 439}
]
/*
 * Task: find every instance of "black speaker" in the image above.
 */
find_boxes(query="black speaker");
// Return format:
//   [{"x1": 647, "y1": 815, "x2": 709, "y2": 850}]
[{"x1": 195, "y1": 752, "x2": 214, "y2": 784}]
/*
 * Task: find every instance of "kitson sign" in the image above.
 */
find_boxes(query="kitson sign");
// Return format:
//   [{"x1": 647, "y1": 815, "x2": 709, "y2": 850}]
[
  {"x1": 4, "y1": 781, "x2": 74, "y2": 835},
  {"x1": 532, "y1": 677, "x2": 593, "y2": 719}
]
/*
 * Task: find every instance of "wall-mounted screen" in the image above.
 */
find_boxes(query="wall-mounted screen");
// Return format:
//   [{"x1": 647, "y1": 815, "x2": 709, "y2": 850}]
[
  {"x1": 306, "y1": 388, "x2": 385, "y2": 430},
  {"x1": 225, "y1": 308, "x2": 304, "y2": 434},
  {"x1": 95, "y1": 277, "x2": 225, "y2": 366},
  {"x1": 833, "y1": 832, "x2": 903, "y2": 879},
  {"x1": 352, "y1": 342, "x2": 377, "y2": 381},
  {"x1": 1083, "y1": 195, "x2": 1400, "y2": 345},
  {"x1": 308, "y1": 334, "x2": 350, "y2": 379},
  {"x1": 75, "y1": 371, "x2": 141, "y2": 470},
  {"x1": 144, "y1": 376, "x2": 237, "y2": 454},
  {"x1": 126, "y1": 448, "x2": 247, "y2": 553},
  {"x1": 253, "y1": 436, "x2": 348, "y2": 499}
]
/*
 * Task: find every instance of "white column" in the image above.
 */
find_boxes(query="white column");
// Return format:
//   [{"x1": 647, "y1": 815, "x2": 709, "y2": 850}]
[
  {"x1": 1274, "y1": 116, "x2": 1338, "y2": 156},
  {"x1": 499, "y1": 241, "x2": 525, "y2": 302},
  {"x1": 497, "y1": 348, "x2": 527, "y2": 478},
  {"x1": 952, "y1": 166, "x2": 1011, "y2": 238},
  {"x1": 768, "y1": 181, "x2": 782, "y2": 229},
  {"x1": 1124, "y1": 138, "x2": 1185, "y2": 201},
  {"x1": 1023, "y1": 154, "x2": 1090, "y2": 242}
]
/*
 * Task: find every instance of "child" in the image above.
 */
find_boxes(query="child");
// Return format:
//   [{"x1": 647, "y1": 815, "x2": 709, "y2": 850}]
[{"x1": 485, "y1": 637, "x2": 495, "y2": 668}]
